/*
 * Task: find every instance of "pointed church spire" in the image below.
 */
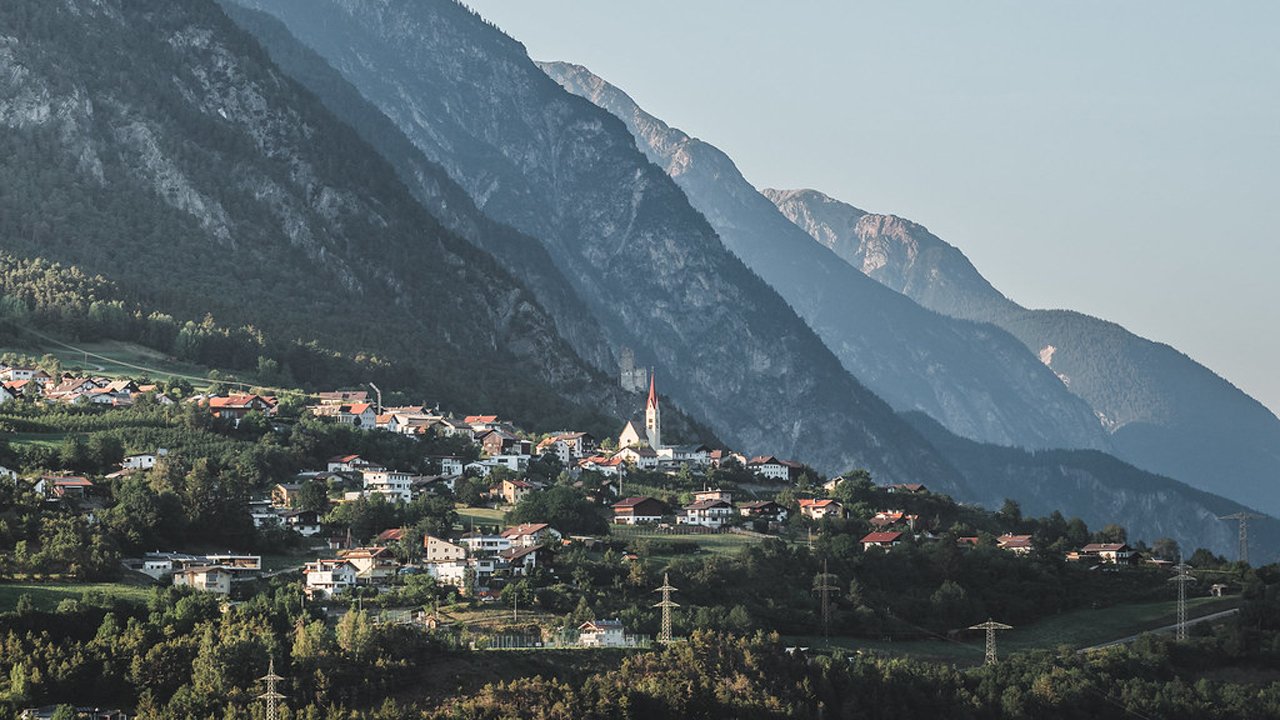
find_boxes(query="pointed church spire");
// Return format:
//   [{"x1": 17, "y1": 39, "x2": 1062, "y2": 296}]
[{"x1": 647, "y1": 371, "x2": 658, "y2": 410}]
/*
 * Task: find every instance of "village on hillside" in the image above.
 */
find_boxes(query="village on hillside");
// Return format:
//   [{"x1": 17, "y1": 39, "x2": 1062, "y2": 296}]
[{"x1": 0, "y1": 357, "x2": 1200, "y2": 654}]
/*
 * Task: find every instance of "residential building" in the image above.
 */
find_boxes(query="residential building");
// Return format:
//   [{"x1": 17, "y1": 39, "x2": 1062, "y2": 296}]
[
  {"x1": 459, "y1": 533, "x2": 512, "y2": 556},
  {"x1": 424, "y1": 535, "x2": 468, "y2": 562},
  {"x1": 678, "y1": 499, "x2": 734, "y2": 528},
  {"x1": 578, "y1": 619, "x2": 632, "y2": 647},
  {"x1": 611, "y1": 496, "x2": 668, "y2": 524},
  {"x1": 738, "y1": 500, "x2": 788, "y2": 523},
  {"x1": 1072, "y1": 543, "x2": 1138, "y2": 565},
  {"x1": 798, "y1": 498, "x2": 845, "y2": 520},
  {"x1": 339, "y1": 547, "x2": 399, "y2": 584},
  {"x1": 172, "y1": 566, "x2": 232, "y2": 595},
  {"x1": 303, "y1": 559, "x2": 358, "y2": 599},
  {"x1": 362, "y1": 468, "x2": 414, "y2": 503},
  {"x1": 747, "y1": 456, "x2": 803, "y2": 482},
  {"x1": 499, "y1": 545, "x2": 553, "y2": 575},
  {"x1": 327, "y1": 454, "x2": 382, "y2": 473},
  {"x1": 997, "y1": 534, "x2": 1035, "y2": 555},
  {"x1": 860, "y1": 531, "x2": 904, "y2": 551},
  {"x1": 500, "y1": 523, "x2": 562, "y2": 548},
  {"x1": 493, "y1": 478, "x2": 537, "y2": 505}
]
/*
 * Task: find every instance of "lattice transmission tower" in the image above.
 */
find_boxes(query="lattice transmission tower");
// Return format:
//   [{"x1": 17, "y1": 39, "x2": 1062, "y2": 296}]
[
  {"x1": 258, "y1": 656, "x2": 285, "y2": 720},
  {"x1": 1170, "y1": 560, "x2": 1196, "y2": 641},
  {"x1": 1217, "y1": 512, "x2": 1262, "y2": 565},
  {"x1": 653, "y1": 572, "x2": 679, "y2": 643},
  {"x1": 812, "y1": 559, "x2": 839, "y2": 639},
  {"x1": 968, "y1": 619, "x2": 1013, "y2": 665}
]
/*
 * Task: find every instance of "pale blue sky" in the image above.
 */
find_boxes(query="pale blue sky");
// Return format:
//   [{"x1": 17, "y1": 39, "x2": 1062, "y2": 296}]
[{"x1": 467, "y1": 1, "x2": 1280, "y2": 414}]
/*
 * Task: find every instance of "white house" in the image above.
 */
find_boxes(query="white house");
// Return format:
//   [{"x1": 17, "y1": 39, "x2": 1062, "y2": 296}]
[
  {"x1": 578, "y1": 619, "x2": 635, "y2": 647},
  {"x1": 361, "y1": 469, "x2": 414, "y2": 503},
  {"x1": 122, "y1": 449, "x2": 169, "y2": 471},
  {"x1": 747, "y1": 455, "x2": 802, "y2": 482},
  {"x1": 458, "y1": 532, "x2": 512, "y2": 556},
  {"x1": 500, "y1": 523, "x2": 562, "y2": 548},
  {"x1": 678, "y1": 499, "x2": 734, "y2": 528},
  {"x1": 327, "y1": 454, "x2": 382, "y2": 473},
  {"x1": 304, "y1": 559, "x2": 358, "y2": 599}
]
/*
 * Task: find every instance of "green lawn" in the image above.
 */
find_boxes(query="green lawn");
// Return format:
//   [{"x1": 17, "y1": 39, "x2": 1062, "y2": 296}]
[
  {"x1": 610, "y1": 525, "x2": 765, "y2": 561},
  {"x1": 0, "y1": 582, "x2": 154, "y2": 611},
  {"x1": 788, "y1": 595, "x2": 1241, "y2": 664},
  {"x1": 456, "y1": 505, "x2": 506, "y2": 530},
  {"x1": 5, "y1": 431, "x2": 74, "y2": 449},
  {"x1": 1, "y1": 339, "x2": 258, "y2": 389}
]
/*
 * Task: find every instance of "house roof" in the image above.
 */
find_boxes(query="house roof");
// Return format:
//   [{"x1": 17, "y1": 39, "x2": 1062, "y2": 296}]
[
  {"x1": 375, "y1": 528, "x2": 406, "y2": 543},
  {"x1": 739, "y1": 500, "x2": 781, "y2": 510},
  {"x1": 580, "y1": 618, "x2": 624, "y2": 631},
  {"x1": 499, "y1": 545, "x2": 545, "y2": 561},
  {"x1": 798, "y1": 498, "x2": 839, "y2": 508},
  {"x1": 328, "y1": 454, "x2": 361, "y2": 463},
  {"x1": 47, "y1": 476, "x2": 94, "y2": 487},
  {"x1": 465, "y1": 415, "x2": 499, "y2": 424},
  {"x1": 501, "y1": 523, "x2": 550, "y2": 538},
  {"x1": 612, "y1": 496, "x2": 661, "y2": 509},
  {"x1": 997, "y1": 534, "x2": 1035, "y2": 549},
  {"x1": 683, "y1": 499, "x2": 732, "y2": 511},
  {"x1": 1081, "y1": 543, "x2": 1130, "y2": 552},
  {"x1": 860, "y1": 531, "x2": 904, "y2": 544}
]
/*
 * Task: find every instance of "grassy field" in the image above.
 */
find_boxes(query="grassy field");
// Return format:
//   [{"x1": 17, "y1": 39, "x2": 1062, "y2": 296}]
[
  {"x1": 455, "y1": 506, "x2": 506, "y2": 530},
  {"x1": 789, "y1": 595, "x2": 1241, "y2": 664},
  {"x1": 609, "y1": 525, "x2": 766, "y2": 561},
  {"x1": 2, "y1": 339, "x2": 257, "y2": 388},
  {"x1": 4, "y1": 431, "x2": 74, "y2": 449},
  {"x1": 0, "y1": 582, "x2": 155, "y2": 611}
]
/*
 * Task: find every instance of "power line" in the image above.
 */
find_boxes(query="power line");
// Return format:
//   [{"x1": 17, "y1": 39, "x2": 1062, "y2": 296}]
[{"x1": 257, "y1": 656, "x2": 285, "y2": 720}]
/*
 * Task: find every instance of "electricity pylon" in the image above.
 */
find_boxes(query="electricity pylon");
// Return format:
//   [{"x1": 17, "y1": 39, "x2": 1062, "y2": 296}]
[
  {"x1": 258, "y1": 656, "x2": 285, "y2": 720},
  {"x1": 1170, "y1": 561, "x2": 1196, "y2": 641},
  {"x1": 653, "y1": 573, "x2": 679, "y2": 643},
  {"x1": 812, "y1": 559, "x2": 839, "y2": 639},
  {"x1": 968, "y1": 619, "x2": 1013, "y2": 665},
  {"x1": 1217, "y1": 512, "x2": 1262, "y2": 565}
]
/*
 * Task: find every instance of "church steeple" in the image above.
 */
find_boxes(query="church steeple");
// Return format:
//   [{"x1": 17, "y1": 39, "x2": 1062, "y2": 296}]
[{"x1": 645, "y1": 371, "x2": 662, "y2": 450}]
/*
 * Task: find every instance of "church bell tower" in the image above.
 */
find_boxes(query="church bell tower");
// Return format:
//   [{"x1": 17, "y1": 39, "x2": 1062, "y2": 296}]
[{"x1": 645, "y1": 373, "x2": 662, "y2": 450}]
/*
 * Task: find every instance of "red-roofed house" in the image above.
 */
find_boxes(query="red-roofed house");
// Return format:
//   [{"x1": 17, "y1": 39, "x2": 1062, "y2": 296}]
[
  {"x1": 861, "y1": 531, "x2": 904, "y2": 551},
  {"x1": 798, "y1": 498, "x2": 845, "y2": 520},
  {"x1": 500, "y1": 523, "x2": 562, "y2": 548},
  {"x1": 1072, "y1": 542, "x2": 1137, "y2": 565},
  {"x1": 997, "y1": 534, "x2": 1035, "y2": 555}
]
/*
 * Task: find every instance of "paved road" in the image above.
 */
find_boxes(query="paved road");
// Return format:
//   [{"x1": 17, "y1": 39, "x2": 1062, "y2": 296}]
[{"x1": 1078, "y1": 607, "x2": 1240, "y2": 652}]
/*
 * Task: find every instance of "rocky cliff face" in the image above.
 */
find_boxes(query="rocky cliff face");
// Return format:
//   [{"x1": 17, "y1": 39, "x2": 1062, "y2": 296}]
[
  {"x1": 542, "y1": 61, "x2": 1107, "y2": 453},
  {"x1": 0, "y1": 0, "x2": 627, "y2": 429},
  {"x1": 768, "y1": 188, "x2": 1280, "y2": 517},
  {"x1": 227, "y1": 0, "x2": 968, "y2": 484}
]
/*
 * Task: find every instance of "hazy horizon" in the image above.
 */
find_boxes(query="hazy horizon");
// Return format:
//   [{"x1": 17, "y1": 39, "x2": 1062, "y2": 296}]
[{"x1": 467, "y1": 0, "x2": 1280, "y2": 416}]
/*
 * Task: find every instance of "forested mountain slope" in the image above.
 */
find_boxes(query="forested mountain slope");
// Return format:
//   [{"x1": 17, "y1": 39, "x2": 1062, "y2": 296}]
[
  {"x1": 225, "y1": 0, "x2": 969, "y2": 483},
  {"x1": 0, "y1": 0, "x2": 624, "y2": 432}
]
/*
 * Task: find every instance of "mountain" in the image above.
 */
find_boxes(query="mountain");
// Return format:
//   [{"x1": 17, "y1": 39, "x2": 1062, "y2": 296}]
[
  {"x1": 902, "y1": 410, "x2": 1278, "y2": 567},
  {"x1": 540, "y1": 61, "x2": 1108, "y2": 454},
  {"x1": 765, "y1": 188, "x2": 1280, "y2": 517},
  {"x1": 0, "y1": 0, "x2": 636, "y2": 433},
  {"x1": 223, "y1": 0, "x2": 971, "y2": 484}
]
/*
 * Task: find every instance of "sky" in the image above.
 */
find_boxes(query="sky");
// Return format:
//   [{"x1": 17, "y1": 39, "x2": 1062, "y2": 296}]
[{"x1": 467, "y1": 1, "x2": 1280, "y2": 414}]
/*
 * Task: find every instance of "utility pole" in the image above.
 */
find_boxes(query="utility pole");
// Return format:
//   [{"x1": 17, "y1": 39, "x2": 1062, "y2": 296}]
[
  {"x1": 369, "y1": 382, "x2": 383, "y2": 415},
  {"x1": 1217, "y1": 512, "x2": 1262, "y2": 565},
  {"x1": 653, "y1": 573, "x2": 679, "y2": 643},
  {"x1": 813, "y1": 560, "x2": 839, "y2": 639},
  {"x1": 1170, "y1": 560, "x2": 1196, "y2": 641},
  {"x1": 257, "y1": 656, "x2": 285, "y2": 720},
  {"x1": 968, "y1": 620, "x2": 1013, "y2": 665}
]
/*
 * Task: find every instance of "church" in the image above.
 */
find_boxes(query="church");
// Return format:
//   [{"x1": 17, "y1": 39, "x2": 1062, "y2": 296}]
[{"x1": 618, "y1": 374, "x2": 662, "y2": 450}]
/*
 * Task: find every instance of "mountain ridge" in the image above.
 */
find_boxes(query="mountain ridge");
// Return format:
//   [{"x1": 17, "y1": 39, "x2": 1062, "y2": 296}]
[
  {"x1": 766, "y1": 186, "x2": 1280, "y2": 516},
  {"x1": 227, "y1": 0, "x2": 973, "y2": 486}
]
